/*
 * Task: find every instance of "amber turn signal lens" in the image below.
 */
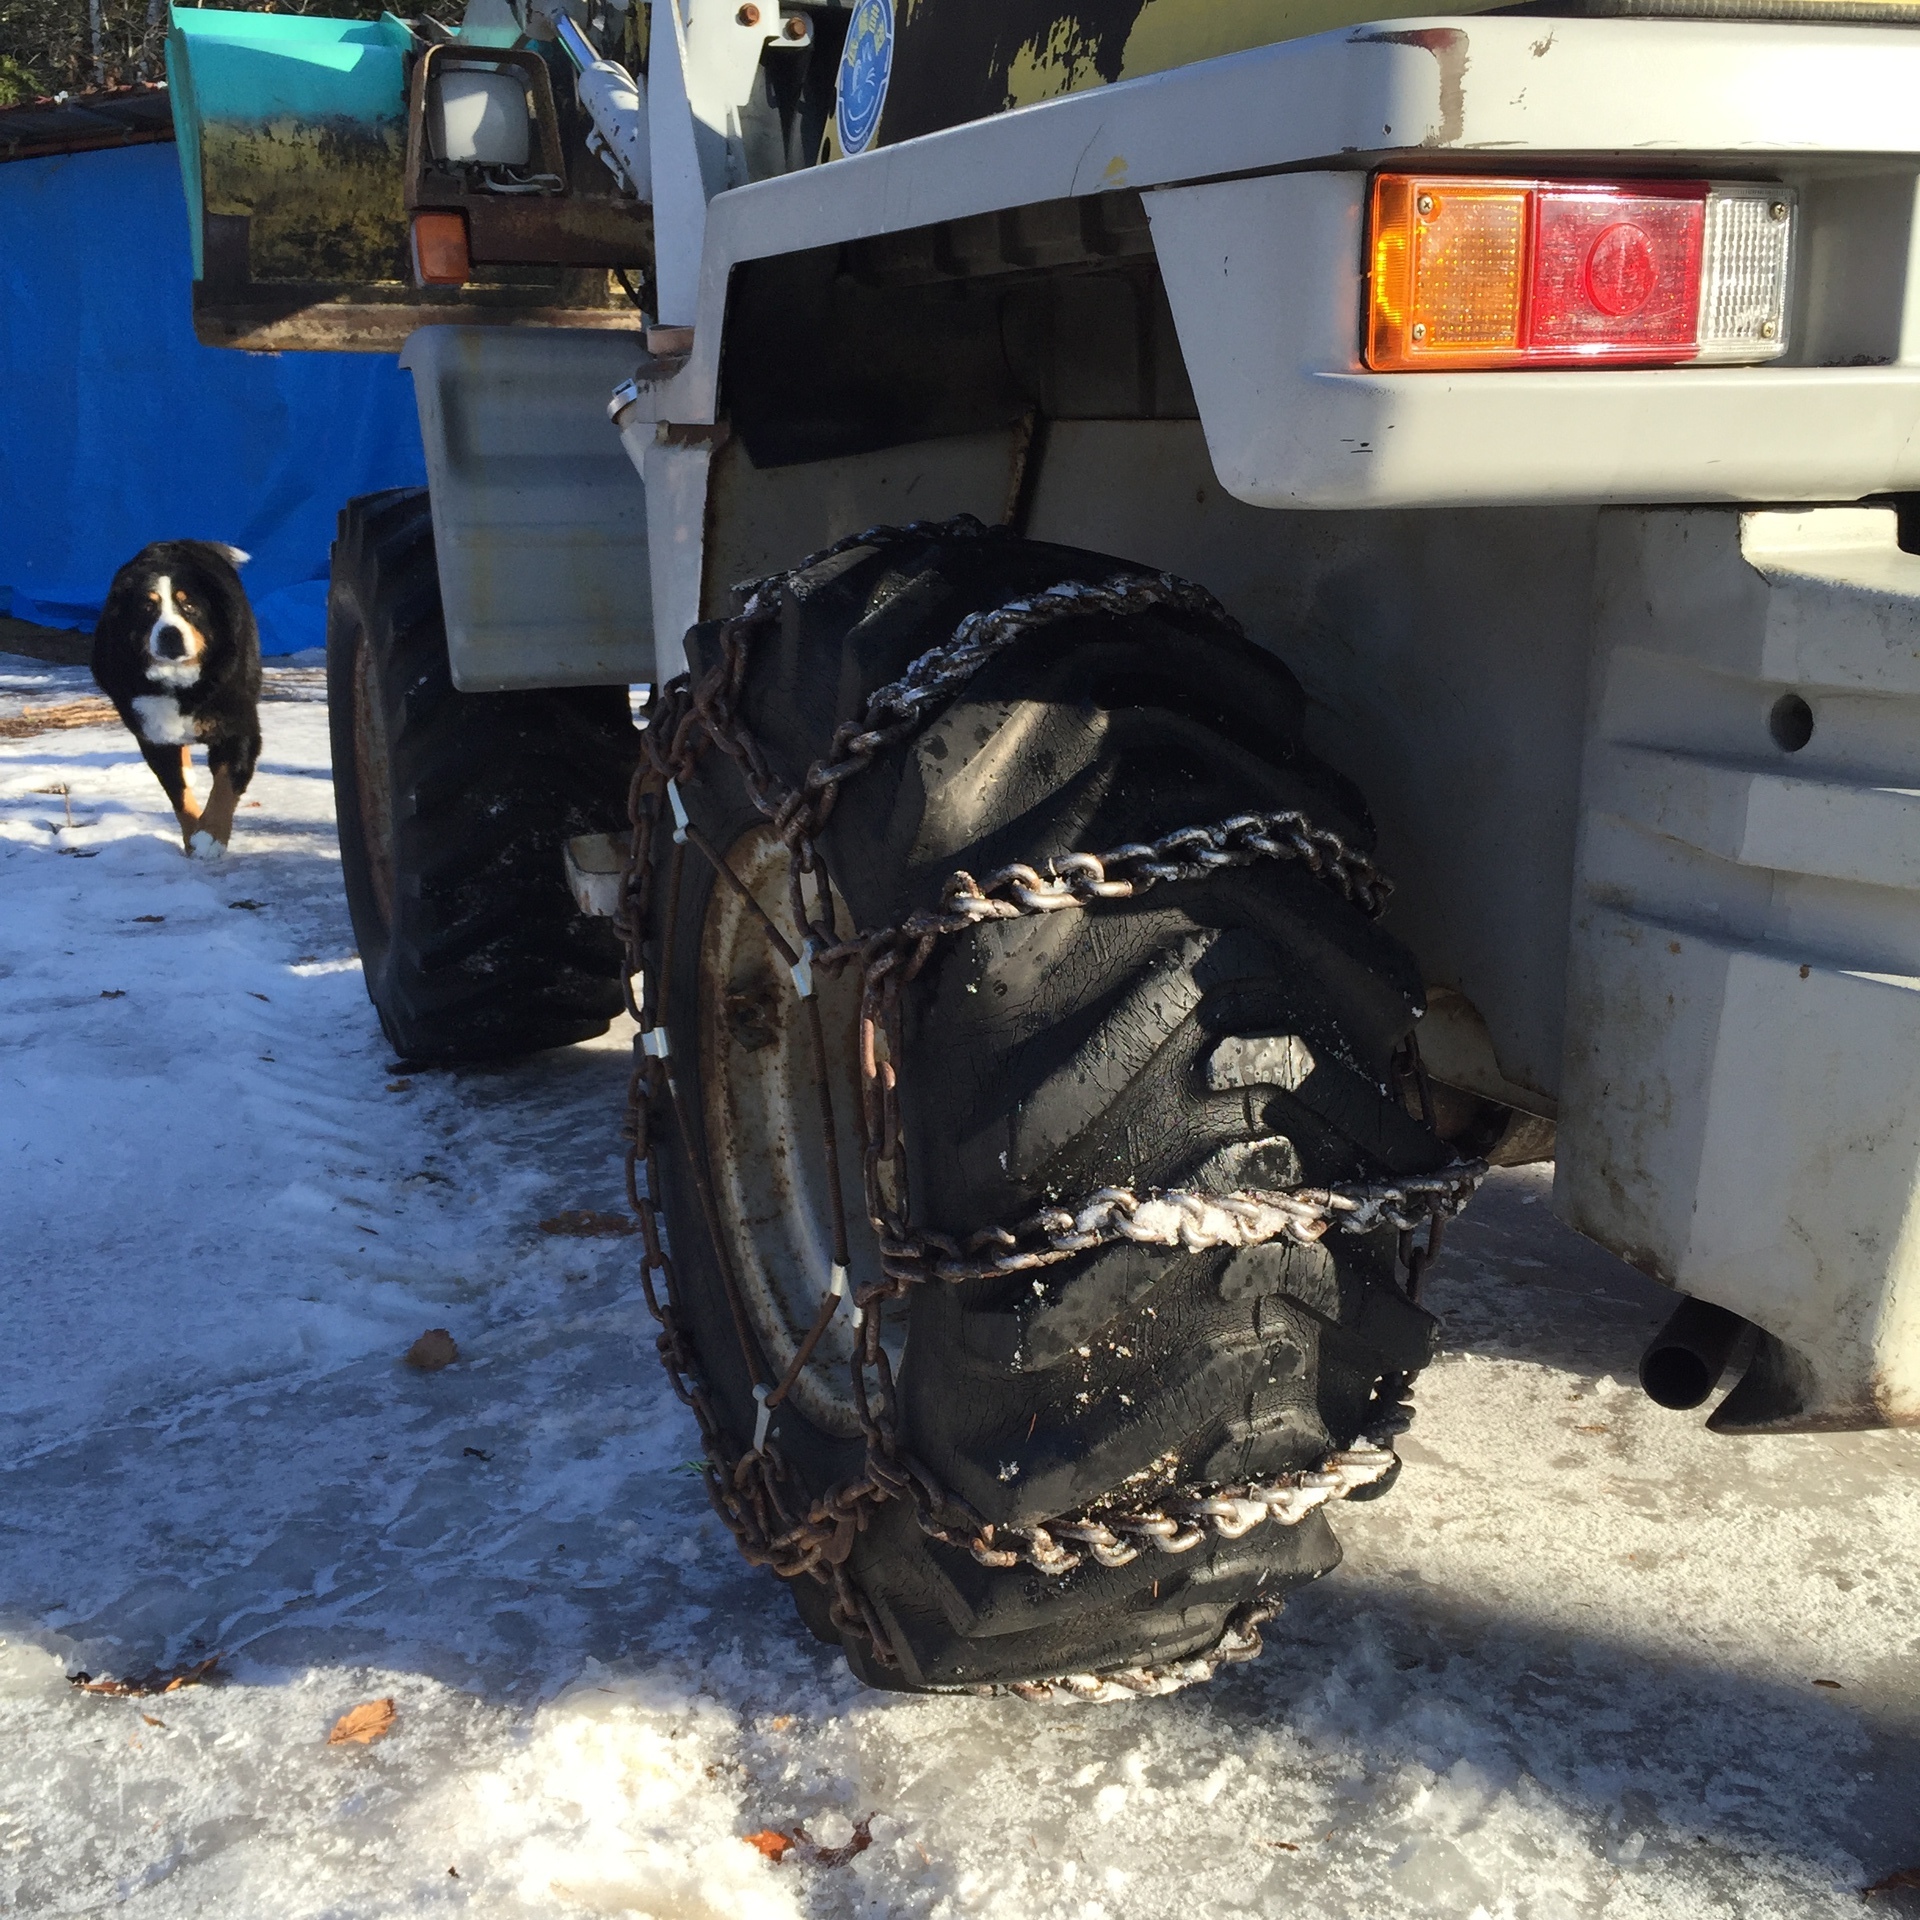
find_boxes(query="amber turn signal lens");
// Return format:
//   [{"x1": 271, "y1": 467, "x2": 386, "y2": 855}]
[
  {"x1": 1368, "y1": 176, "x2": 1531, "y2": 370},
  {"x1": 1370, "y1": 175, "x2": 1531, "y2": 369},
  {"x1": 411, "y1": 210, "x2": 470, "y2": 288}
]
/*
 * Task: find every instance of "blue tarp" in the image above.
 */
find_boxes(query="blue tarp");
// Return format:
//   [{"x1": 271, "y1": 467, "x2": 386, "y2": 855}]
[{"x1": 0, "y1": 141, "x2": 426, "y2": 654}]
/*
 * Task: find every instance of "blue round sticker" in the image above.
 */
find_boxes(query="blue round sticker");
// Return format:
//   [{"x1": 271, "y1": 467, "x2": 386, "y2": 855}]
[{"x1": 836, "y1": 0, "x2": 893, "y2": 157}]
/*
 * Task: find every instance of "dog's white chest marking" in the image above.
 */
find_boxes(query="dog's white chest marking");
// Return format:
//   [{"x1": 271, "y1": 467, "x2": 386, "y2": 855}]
[
  {"x1": 132, "y1": 694, "x2": 199, "y2": 745},
  {"x1": 144, "y1": 574, "x2": 204, "y2": 688}
]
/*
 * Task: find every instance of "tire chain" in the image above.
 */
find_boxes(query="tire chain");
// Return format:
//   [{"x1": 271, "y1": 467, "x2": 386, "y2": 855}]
[{"x1": 617, "y1": 516, "x2": 1486, "y2": 1692}]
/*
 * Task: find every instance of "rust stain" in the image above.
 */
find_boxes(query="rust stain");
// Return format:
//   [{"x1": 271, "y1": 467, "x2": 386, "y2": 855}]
[
  {"x1": 656, "y1": 421, "x2": 732, "y2": 451},
  {"x1": 1351, "y1": 26, "x2": 1468, "y2": 146}
]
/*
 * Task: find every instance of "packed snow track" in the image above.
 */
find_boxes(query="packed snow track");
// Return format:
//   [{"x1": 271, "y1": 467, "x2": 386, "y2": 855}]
[{"x1": 2, "y1": 652, "x2": 1917, "y2": 1917}]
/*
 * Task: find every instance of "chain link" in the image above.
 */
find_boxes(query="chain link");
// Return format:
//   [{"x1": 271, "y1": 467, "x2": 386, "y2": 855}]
[
  {"x1": 617, "y1": 516, "x2": 1485, "y2": 1691},
  {"x1": 932, "y1": 810, "x2": 1394, "y2": 924},
  {"x1": 993, "y1": 1602, "x2": 1277, "y2": 1704},
  {"x1": 936, "y1": 1438, "x2": 1409, "y2": 1578},
  {"x1": 868, "y1": 1170, "x2": 1487, "y2": 1288}
]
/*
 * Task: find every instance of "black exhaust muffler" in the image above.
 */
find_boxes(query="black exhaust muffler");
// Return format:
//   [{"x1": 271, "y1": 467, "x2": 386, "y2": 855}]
[{"x1": 1639, "y1": 1296, "x2": 1749, "y2": 1410}]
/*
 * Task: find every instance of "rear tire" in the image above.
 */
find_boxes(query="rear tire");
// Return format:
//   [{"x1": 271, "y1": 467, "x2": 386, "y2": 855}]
[
  {"x1": 646, "y1": 525, "x2": 1451, "y2": 1694},
  {"x1": 326, "y1": 488, "x2": 635, "y2": 1064}
]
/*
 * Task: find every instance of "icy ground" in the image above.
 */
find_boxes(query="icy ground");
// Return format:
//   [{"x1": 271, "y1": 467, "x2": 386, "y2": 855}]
[{"x1": 1, "y1": 648, "x2": 1917, "y2": 1918}]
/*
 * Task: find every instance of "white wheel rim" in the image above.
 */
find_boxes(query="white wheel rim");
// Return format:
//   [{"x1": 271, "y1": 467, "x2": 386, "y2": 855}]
[{"x1": 697, "y1": 824, "x2": 898, "y2": 1435}]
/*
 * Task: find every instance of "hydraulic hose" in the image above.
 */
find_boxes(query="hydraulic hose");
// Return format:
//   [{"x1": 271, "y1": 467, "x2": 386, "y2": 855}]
[{"x1": 555, "y1": 14, "x2": 651, "y2": 200}]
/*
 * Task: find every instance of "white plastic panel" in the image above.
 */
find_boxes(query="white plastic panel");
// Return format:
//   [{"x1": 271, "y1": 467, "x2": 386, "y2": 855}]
[
  {"x1": 401, "y1": 326, "x2": 652, "y2": 691},
  {"x1": 631, "y1": 14, "x2": 1920, "y2": 509},
  {"x1": 1558, "y1": 508, "x2": 1920, "y2": 1428},
  {"x1": 1144, "y1": 171, "x2": 1920, "y2": 509}
]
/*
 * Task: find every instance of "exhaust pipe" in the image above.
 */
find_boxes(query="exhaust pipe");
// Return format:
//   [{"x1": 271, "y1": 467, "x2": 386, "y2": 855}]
[{"x1": 1639, "y1": 1297, "x2": 1749, "y2": 1410}]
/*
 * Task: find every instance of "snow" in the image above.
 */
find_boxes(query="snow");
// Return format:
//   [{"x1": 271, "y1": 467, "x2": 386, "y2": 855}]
[{"x1": 2, "y1": 652, "x2": 1918, "y2": 1917}]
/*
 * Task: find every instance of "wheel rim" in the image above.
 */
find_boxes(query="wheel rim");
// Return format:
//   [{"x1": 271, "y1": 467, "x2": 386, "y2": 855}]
[
  {"x1": 350, "y1": 625, "x2": 397, "y2": 932},
  {"x1": 698, "y1": 825, "x2": 895, "y2": 1436}
]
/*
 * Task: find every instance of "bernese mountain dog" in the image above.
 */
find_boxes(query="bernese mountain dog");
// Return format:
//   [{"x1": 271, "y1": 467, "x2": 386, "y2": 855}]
[{"x1": 91, "y1": 540, "x2": 262, "y2": 858}]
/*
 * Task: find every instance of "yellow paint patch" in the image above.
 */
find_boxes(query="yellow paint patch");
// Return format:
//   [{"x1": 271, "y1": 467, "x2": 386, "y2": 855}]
[
  {"x1": 988, "y1": 0, "x2": 1511, "y2": 123},
  {"x1": 1120, "y1": 0, "x2": 1497, "y2": 80},
  {"x1": 1002, "y1": 16, "x2": 1107, "y2": 111}
]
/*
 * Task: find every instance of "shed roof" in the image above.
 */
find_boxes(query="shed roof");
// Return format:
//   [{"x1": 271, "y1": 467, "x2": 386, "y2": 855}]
[{"x1": 0, "y1": 84, "x2": 174, "y2": 165}]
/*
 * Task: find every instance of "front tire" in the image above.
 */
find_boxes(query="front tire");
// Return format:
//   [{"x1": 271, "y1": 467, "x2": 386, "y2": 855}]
[
  {"x1": 643, "y1": 525, "x2": 1454, "y2": 1695},
  {"x1": 327, "y1": 488, "x2": 635, "y2": 1064}
]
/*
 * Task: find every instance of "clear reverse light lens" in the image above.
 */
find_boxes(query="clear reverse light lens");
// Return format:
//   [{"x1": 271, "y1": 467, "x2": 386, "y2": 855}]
[{"x1": 1696, "y1": 184, "x2": 1794, "y2": 362}]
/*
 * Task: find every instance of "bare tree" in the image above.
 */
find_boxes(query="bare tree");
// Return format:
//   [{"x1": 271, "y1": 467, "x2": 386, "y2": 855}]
[{"x1": 0, "y1": 0, "x2": 464, "y2": 106}]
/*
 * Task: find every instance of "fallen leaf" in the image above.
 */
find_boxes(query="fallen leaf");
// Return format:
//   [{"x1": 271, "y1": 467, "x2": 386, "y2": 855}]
[
  {"x1": 769, "y1": 1715, "x2": 793, "y2": 1732},
  {"x1": 1865, "y1": 1867, "x2": 1920, "y2": 1896},
  {"x1": 387, "y1": 1079, "x2": 413, "y2": 1092},
  {"x1": 462, "y1": 1446, "x2": 491, "y2": 1461},
  {"x1": 70, "y1": 1655, "x2": 218, "y2": 1697},
  {"x1": 743, "y1": 1815, "x2": 878, "y2": 1870},
  {"x1": 99, "y1": 990, "x2": 125, "y2": 1000},
  {"x1": 1258, "y1": 1839, "x2": 1301, "y2": 1852},
  {"x1": 133, "y1": 915, "x2": 164, "y2": 924},
  {"x1": 141, "y1": 1714, "x2": 164, "y2": 1728},
  {"x1": 405, "y1": 1329, "x2": 459, "y2": 1370},
  {"x1": 539, "y1": 1209, "x2": 637, "y2": 1238},
  {"x1": 1814, "y1": 1677, "x2": 1843, "y2": 1689},
  {"x1": 448, "y1": 1866, "x2": 460, "y2": 1879},
  {"x1": 244, "y1": 800, "x2": 261, "y2": 809},
  {"x1": 791, "y1": 1814, "x2": 875, "y2": 1869},
  {"x1": 248, "y1": 991, "x2": 270, "y2": 1002},
  {"x1": 1573, "y1": 1424, "x2": 1610, "y2": 1434},
  {"x1": 227, "y1": 899, "x2": 264, "y2": 910},
  {"x1": 327, "y1": 1698, "x2": 396, "y2": 1746}
]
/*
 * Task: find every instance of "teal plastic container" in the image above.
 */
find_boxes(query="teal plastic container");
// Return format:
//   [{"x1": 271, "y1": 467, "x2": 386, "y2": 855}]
[{"x1": 166, "y1": 7, "x2": 413, "y2": 283}]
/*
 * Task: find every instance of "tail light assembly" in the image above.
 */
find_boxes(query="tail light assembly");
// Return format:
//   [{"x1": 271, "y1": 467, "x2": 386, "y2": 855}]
[{"x1": 1366, "y1": 173, "x2": 1795, "y2": 372}]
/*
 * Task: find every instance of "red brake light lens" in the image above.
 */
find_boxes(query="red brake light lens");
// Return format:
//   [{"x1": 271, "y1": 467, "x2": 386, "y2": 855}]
[{"x1": 1528, "y1": 184, "x2": 1704, "y2": 356}]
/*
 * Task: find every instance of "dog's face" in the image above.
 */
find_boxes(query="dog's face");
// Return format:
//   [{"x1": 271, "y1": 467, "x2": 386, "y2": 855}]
[
  {"x1": 99, "y1": 541, "x2": 252, "y2": 691},
  {"x1": 141, "y1": 573, "x2": 211, "y2": 683}
]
